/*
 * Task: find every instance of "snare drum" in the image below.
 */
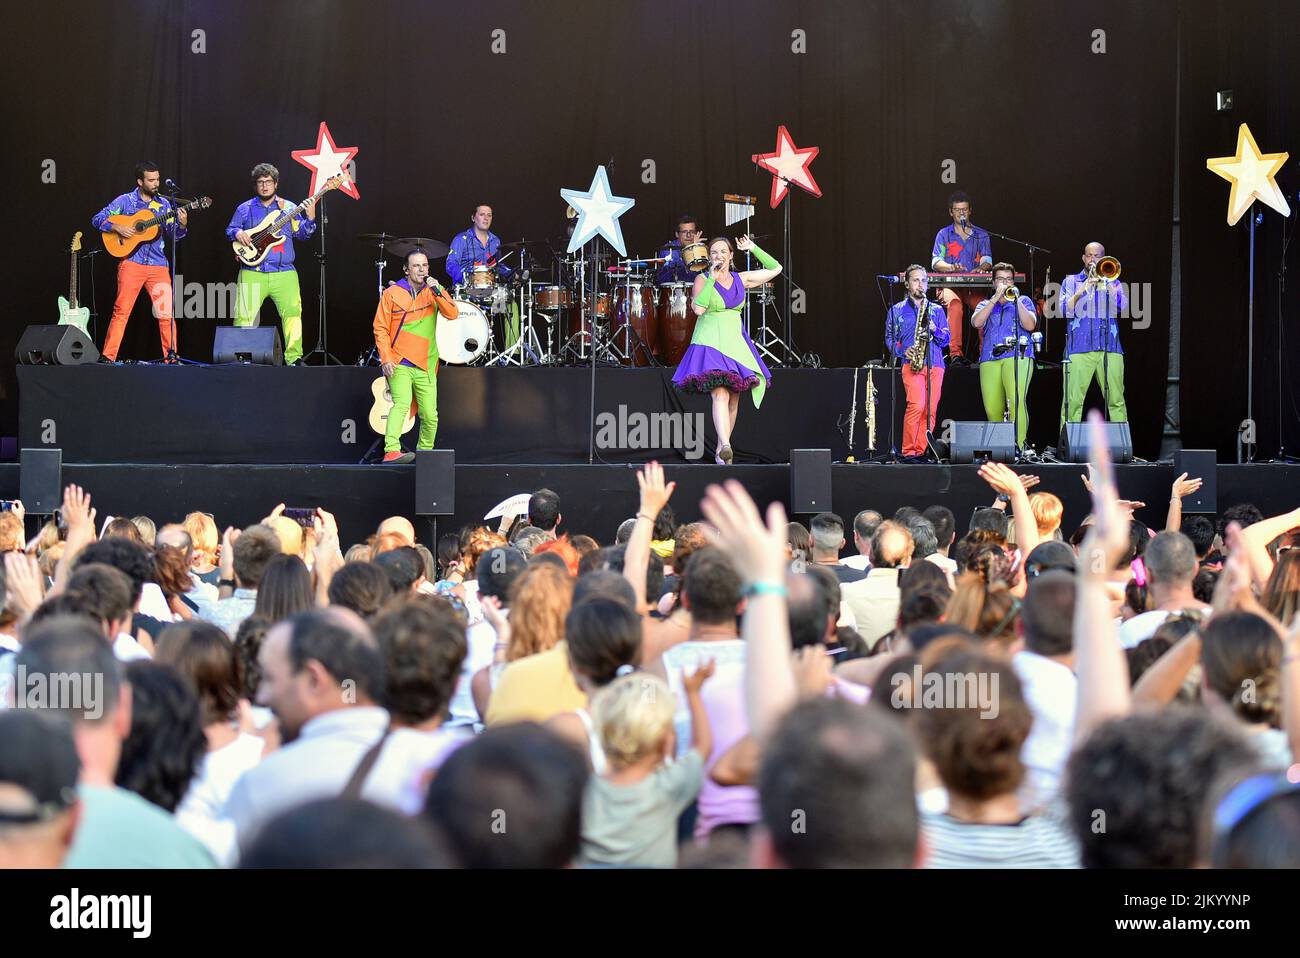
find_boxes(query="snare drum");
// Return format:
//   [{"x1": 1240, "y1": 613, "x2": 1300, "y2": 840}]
[
  {"x1": 437, "y1": 299, "x2": 490, "y2": 365},
  {"x1": 682, "y1": 241, "x2": 709, "y2": 272},
  {"x1": 611, "y1": 283, "x2": 658, "y2": 366},
  {"x1": 533, "y1": 285, "x2": 573, "y2": 311},
  {"x1": 655, "y1": 283, "x2": 696, "y2": 365},
  {"x1": 460, "y1": 265, "x2": 496, "y2": 302}
]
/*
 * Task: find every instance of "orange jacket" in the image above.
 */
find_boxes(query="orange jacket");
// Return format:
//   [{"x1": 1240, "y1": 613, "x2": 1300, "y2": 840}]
[{"x1": 372, "y1": 279, "x2": 458, "y2": 370}]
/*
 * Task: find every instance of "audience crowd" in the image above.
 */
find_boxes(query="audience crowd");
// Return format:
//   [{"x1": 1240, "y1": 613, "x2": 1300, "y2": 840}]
[{"x1": 1, "y1": 416, "x2": 1298, "y2": 870}]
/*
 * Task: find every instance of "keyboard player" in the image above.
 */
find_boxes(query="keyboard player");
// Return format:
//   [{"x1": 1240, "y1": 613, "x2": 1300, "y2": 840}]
[{"x1": 930, "y1": 191, "x2": 992, "y2": 366}]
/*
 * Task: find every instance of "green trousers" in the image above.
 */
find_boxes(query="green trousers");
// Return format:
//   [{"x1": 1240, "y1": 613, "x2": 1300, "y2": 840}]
[
  {"x1": 979, "y1": 356, "x2": 1034, "y2": 446},
  {"x1": 1061, "y1": 350, "x2": 1127, "y2": 429},
  {"x1": 236, "y1": 269, "x2": 304, "y2": 364},
  {"x1": 385, "y1": 362, "x2": 438, "y2": 453}
]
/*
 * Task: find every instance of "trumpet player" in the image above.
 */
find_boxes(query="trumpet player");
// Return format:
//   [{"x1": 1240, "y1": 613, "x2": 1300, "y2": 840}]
[
  {"x1": 1060, "y1": 241, "x2": 1127, "y2": 426},
  {"x1": 887, "y1": 264, "x2": 950, "y2": 458},
  {"x1": 971, "y1": 262, "x2": 1037, "y2": 446}
]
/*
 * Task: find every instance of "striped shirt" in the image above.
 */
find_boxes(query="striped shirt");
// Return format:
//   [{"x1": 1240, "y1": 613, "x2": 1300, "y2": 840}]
[{"x1": 920, "y1": 808, "x2": 1080, "y2": 868}]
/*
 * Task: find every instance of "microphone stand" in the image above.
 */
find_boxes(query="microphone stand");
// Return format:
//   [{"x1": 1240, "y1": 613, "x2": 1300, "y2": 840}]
[
  {"x1": 160, "y1": 186, "x2": 203, "y2": 366},
  {"x1": 980, "y1": 226, "x2": 1051, "y2": 308}
]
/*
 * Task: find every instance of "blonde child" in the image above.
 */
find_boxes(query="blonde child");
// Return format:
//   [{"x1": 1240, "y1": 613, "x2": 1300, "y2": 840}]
[{"x1": 578, "y1": 663, "x2": 714, "y2": 867}]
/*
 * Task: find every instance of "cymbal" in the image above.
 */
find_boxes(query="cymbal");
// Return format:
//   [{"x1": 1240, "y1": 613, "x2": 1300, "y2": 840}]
[
  {"x1": 499, "y1": 238, "x2": 550, "y2": 250},
  {"x1": 356, "y1": 232, "x2": 401, "y2": 243},
  {"x1": 384, "y1": 236, "x2": 450, "y2": 259}
]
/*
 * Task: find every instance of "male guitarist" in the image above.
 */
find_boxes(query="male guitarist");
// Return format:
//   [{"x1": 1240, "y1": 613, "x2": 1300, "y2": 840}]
[
  {"x1": 226, "y1": 163, "x2": 316, "y2": 365},
  {"x1": 91, "y1": 162, "x2": 188, "y2": 362},
  {"x1": 372, "y1": 250, "x2": 458, "y2": 463}
]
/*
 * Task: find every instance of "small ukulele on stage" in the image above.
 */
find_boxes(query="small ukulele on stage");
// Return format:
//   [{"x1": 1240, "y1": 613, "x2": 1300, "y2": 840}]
[
  {"x1": 102, "y1": 195, "x2": 212, "y2": 258},
  {"x1": 56, "y1": 232, "x2": 90, "y2": 333},
  {"x1": 368, "y1": 375, "x2": 417, "y2": 437},
  {"x1": 231, "y1": 173, "x2": 349, "y2": 268}
]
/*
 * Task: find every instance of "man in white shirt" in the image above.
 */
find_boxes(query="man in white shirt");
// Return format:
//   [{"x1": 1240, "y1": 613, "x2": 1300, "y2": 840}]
[
  {"x1": 839, "y1": 510, "x2": 882, "y2": 573},
  {"x1": 1118, "y1": 531, "x2": 1208, "y2": 649},
  {"x1": 448, "y1": 545, "x2": 524, "y2": 730},
  {"x1": 1011, "y1": 570, "x2": 1077, "y2": 811},
  {"x1": 224, "y1": 607, "x2": 417, "y2": 853},
  {"x1": 192, "y1": 524, "x2": 282, "y2": 637},
  {"x1": 842, "y1": 521, "x2": 914, "y2": 649},
  {"x1": 922, "y1": 505, "x2": 959, "y2": 576}
]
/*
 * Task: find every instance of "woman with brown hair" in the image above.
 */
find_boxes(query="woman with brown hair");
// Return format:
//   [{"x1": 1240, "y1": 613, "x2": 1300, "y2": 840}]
[
  {"x1": 1262, "y1": 549, "x2": 1300, "y2": 626},
  {"x1": 156, "y1": 620, "x2": 266, "y2": 866},
  {"x1": 914, "y1": 644, "x2": 1079, "y2": 867}
]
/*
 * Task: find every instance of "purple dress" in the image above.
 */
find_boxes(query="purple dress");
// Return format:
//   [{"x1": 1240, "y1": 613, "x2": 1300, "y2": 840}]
[{"x1": 671, "y1": 272, "x2": 772, "y2": 408}]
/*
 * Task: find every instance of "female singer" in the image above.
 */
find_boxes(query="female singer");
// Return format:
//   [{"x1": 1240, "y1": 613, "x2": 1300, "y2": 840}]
[{"x1": 671, "y1": 235, "x2": 780, "y2": 464}]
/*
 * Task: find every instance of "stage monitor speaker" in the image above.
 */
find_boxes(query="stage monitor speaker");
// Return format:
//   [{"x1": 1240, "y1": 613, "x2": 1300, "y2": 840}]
[
  {"x1": 791, "y1": 449, "x2": 832, "y2": 514},
  {"x1": 415, "y1": 450, "x2": 455, "y2": 515},
  {"x1": 1175, "y1": 449, "x2": 1217, "y2": 514},
  {"x1": 1058, "y1": 422, "x2": 1133, "y2": 464},
  {"x1": 948, "y1": 422, "x2": 1016, "y2": 464},
  {"x1": 213, "y1": 327, "x2": 283, "y2": 365},
  {"x1": 20, "y1": 448, "x2": 62, "y2": 515},
  {"x1": 14, "y1": 325, "x2": 99, "y2": 365}
]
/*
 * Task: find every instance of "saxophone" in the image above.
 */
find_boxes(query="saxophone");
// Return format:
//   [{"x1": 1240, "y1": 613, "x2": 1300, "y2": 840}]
[{"x1": 904, "y1": 296, "x2": 932, "y2": 372}]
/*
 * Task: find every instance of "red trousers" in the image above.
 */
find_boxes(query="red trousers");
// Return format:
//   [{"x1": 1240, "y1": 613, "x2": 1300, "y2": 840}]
[
  {"x1": 901, "y1": 365, "x2": 944, "y2": 457},
  {"x1": 939, "y1": 287, "x2": 984, "y2": 359},
  {"x1": 104, "y1": 260, "x2": 175, "y2": 361}
]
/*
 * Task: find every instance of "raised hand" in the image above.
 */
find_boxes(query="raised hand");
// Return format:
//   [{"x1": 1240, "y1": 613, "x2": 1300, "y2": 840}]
[
  {"x1": 1078, "y1": 412, "x2": 1130, "y2": 578},
  {"x1": 1018, "y1": 474, "x2": 1041, "y2": 491},
  {"x1": 978, "y1": 461, "x2": 1024, "y2": 498},
  {"x1": 699, "y1": 479, "x2": 788, "y2": 587},
  {"x1": 682, "y1": 659, "x2": 716, "y2": 696},
  {"x1": 636, "y1": 460, "x2": 677, "y2": 518},
  {"x1": 3, "y1": 552, "x2": 45, "y2": 622},
  {"x1": 1171, "y1": 471, "x2": 1203, "y2": 501},
  {"x1": 735, "y1": 234, "x2": 754, "y2": 252}
]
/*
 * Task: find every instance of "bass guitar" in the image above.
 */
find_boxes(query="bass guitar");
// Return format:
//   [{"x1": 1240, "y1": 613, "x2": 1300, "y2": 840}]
[
  {"x1": 101, "y1": 195, "x2": 213, "y2": 258},
  {"x1": 56, "y1": 232, "x2": 90, "y2": 333},
  {"x1": 231, "y1": 173, "x2": 348, "y2": 268}
]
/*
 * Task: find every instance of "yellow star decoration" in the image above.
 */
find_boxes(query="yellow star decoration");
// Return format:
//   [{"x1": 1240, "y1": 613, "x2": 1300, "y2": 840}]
[{"x1": 1206, "y1": 123, "x2": 1290, "y2": 226}]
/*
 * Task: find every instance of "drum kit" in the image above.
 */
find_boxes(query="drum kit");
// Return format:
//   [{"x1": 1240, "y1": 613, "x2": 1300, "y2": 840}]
[{"x1": 353, "y1": 229, "x2": 774, "y2": 368}]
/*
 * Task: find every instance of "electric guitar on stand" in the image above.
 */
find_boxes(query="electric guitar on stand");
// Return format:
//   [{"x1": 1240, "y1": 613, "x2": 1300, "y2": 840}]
[
  {"x1": 56, "y1": 232, "x2": 90, "y2": 333},
  {"x1": 101, "y1": 195, "x2": 212, "y2": 258},
  {"x1": 231, "y1": 174, "x2": 348, "y2": 268}
]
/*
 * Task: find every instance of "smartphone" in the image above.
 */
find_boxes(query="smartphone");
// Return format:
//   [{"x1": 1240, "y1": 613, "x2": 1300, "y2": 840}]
[
  {"x1": 0, "y1": 500, "x2": 13, "y2": 512},
  {"x1": 282, "y1": 507, "x2": 316, "y2": 528}
]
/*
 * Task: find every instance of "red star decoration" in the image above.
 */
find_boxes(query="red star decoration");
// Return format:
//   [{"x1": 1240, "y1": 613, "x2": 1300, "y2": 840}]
[
  {"x1": 291, "y1": 122, "x2": 360, "y2": 200},
  {"x1": 751, "y1": 125, "x2": 822, "y2": 209},
  {"x1": 946, "y1": 241, "x2": 964, "y2": 260}
]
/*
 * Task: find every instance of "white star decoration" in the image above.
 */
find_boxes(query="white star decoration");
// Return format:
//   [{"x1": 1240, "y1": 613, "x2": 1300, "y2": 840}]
[
  {"x1": 292, "y1": 122, "x2": 360, "y2": 200},
  {"x1": 752, "y1": 125, "x2": 822, "y2": 209},
  {"x1": 1206, "y1": 123, "x2": 1290, "y2": 226},
  {"x1": 560, "y1": 166, "x2": 635, "y2": 256}
]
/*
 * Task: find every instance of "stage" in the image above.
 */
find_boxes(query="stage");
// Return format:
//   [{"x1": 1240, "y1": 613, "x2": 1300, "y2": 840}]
[{"x1": 19, "y1": 363, "x2": 1080, "y2": 465}]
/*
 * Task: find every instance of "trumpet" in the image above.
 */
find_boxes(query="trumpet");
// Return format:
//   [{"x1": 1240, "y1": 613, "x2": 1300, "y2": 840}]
[{"x1": 1001, "y1": 284, "x2": 1020, "y2": 303}]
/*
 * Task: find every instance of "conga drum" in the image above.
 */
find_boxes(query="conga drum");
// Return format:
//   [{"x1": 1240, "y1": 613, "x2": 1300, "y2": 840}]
[
  {"x1": 611, "y1": 282, "x2": 657, "y2": 366},
  {"x1": 655, "y1": 283, "x2": 696, "y2": 365}
]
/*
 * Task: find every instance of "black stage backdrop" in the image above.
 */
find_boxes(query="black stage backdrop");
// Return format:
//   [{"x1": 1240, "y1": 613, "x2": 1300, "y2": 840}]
[{"x1": 3, "y1": 0, "x2": 1295, "y2": 461}]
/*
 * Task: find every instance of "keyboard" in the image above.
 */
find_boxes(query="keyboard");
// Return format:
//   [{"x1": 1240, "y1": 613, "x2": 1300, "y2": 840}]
[{"x1": 895, "y1": 271, "x2": 1026, "y2": 288}]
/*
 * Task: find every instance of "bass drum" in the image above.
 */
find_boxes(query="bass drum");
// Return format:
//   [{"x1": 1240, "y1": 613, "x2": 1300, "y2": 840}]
[
  {"x1": 611, "y1": 283, "x2": 657, "y2": 366},
  {"x1": 655, "y1": 283, "x2": 696, "y2": 365},
  {"x1": 437, "y1": 299, "x2": 490, "y2": 365}
]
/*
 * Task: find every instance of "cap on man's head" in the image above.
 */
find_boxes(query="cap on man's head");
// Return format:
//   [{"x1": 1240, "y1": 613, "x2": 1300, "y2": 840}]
[
  {"x1": 1024, "y1": 540, "x2": 1075, "y2": 578},
  {"x1": 0, "y1": 712, "x2": 80, "y2": 824}
]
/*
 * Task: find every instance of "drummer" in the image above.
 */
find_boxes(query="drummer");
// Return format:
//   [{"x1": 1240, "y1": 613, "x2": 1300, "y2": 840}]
[
  {"x1": 655, "y1": 214, "x2": 705, "y2": 284},
  {"x1": 445, "y1": 203, "x2": 514, "y2": 286}
]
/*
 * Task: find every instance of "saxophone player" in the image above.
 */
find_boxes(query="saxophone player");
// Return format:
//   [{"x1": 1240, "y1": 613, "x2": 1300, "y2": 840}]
[{"x1": 887, "y1": 264, "x2": 950, "y2": 458}]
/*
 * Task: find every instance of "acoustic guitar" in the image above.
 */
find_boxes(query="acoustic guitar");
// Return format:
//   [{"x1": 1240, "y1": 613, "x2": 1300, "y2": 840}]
[
  {"x1": 102, "y1": 195, "x2": 213, "y2": 258},
  {"x1": 231, "y1": 174, "x2": 348, "y2": 268},
  {"x1": 56, "y1": 232, "x2": 90, "y2": 333},
  {"x1": 368, "y1": 375, "x2": 417, "y2": 436}
]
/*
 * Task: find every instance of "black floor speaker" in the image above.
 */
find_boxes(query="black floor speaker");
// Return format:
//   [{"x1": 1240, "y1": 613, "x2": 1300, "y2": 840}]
[
  {"x1": 213, "y1": 326, "x2": 283, "y2": 365},
  {"x1": 415, "y1": 450, "x2": 455, "y2": 515},
  {"x1": 1058, "y1": 421, "x2": 1134, "y2": 464},
  {"x1": 15, "y1": 325, "x2": 99, "y2": 365},
  {"x1": 791, "y1": 449, "x2": 832, "y2": 514}
]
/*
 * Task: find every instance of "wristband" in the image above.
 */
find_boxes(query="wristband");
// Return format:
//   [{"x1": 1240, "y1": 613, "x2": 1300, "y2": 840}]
[
  {"x1": 743, "y1": 581, "x2": 787, "y2": 598},
  {"x1": 636, "y1": 512, "x2": 655, "y2": 522},
  {"x1": 218, "y1": 578, "x2": 236, "y2": 589},
  {"x1": 748, "y1": 243, "x2": 779, "y2": 270}
]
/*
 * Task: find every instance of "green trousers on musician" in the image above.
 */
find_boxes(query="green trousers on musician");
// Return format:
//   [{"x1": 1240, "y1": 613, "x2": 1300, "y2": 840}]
[
  {"x1": 979, "y1": 356, "x2": 1034, "y2": 446},
  {"x1": 385, "y1": 363, "x2": 439, "y2": 453},
  {"x1": 235, "y1": 269, "x2": 304, "y2": 364},
  {"x1": 1061, "y1": 350, "x2": 1127, "y2": 429}
]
